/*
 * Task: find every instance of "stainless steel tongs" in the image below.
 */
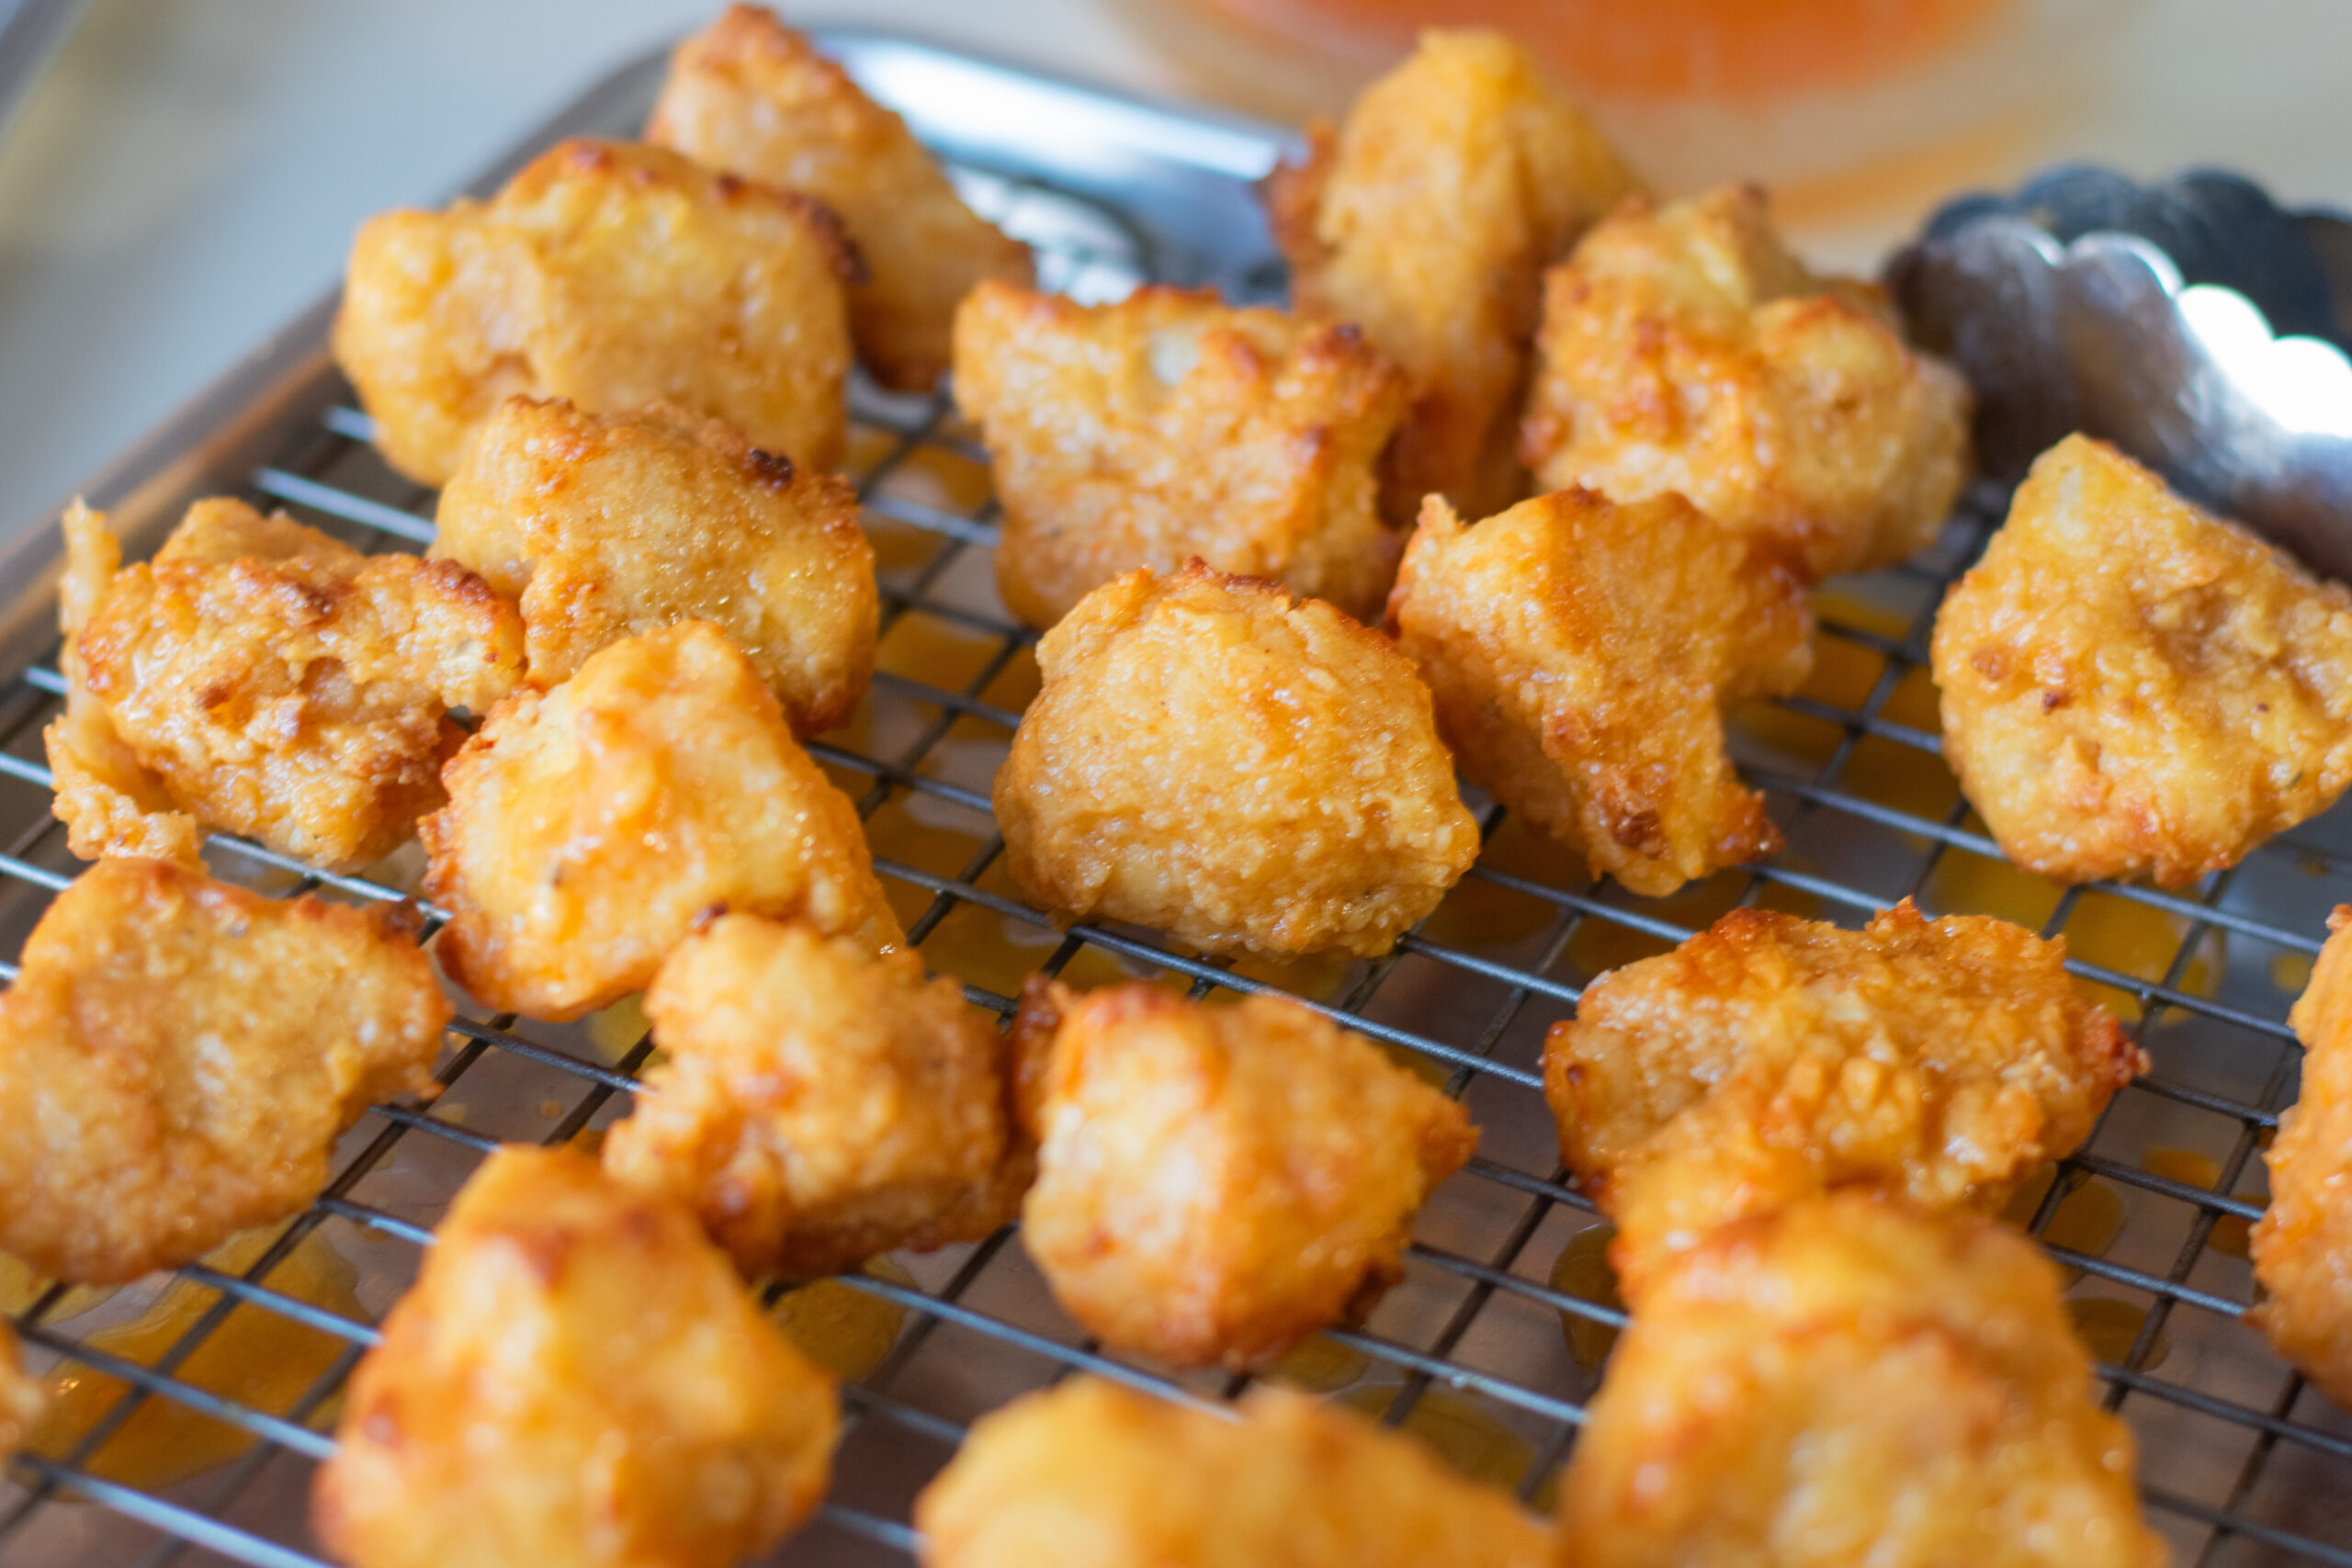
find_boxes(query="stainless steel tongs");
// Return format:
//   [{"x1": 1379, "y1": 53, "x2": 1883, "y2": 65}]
[{"x1": 1890, "y1": 164, "x2": 2352, "y2": 580}]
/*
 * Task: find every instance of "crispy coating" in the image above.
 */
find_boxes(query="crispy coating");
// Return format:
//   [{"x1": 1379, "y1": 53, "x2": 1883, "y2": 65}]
[
  {"x1": 0, "y1": 1321, "x2": 40, "y2": 1461},
  {"x1": 313, "y1": 1146, "x2": 837, "y2": 1568},
  {"x1": 433, "y1": 396, "x2": 876, "y2": 732},
  {"x1": 334, "y1": 137, "x2": 854, "y2": 486},
  {"x1": 994, "y1": 562, "x2": 1478, "y2": 960},
  {"x1": 47, "y1": 499, "x2": 526, "y2": 873},
  {"x1": 916, "y1": 1377, "x2": 1548, "y2": 1568},
  {"x1": 1521, "y1": 186, "x2": 1973, "y2": 581},
  {"x1": 603, "y1": 913, "x2": 1029, "y2": 1280},
  {"x1": 1932, "y1": 434, "x2": 2352, "y2": 887},
  {"x1": 646, "y1": 4, "x2": 1032, "y2": 390},
  {"x1": 0, "y1": 858, "x2": 447, "y2": 1285},
  {"x1": 1544, "y1": 901, "x2": 2141, "y2": 1296},
  {"x1": 2252, "y1": 906, "x2": 2352, "y2": 1408},
  {"x1": 1556, "y1": 1195, "x2": 2165, "y2": 1568},
  {"x1": 422, "y1": 621, "x2": 899, "y2": 1022},
  {"x1": 44, "y1": 501, "x2": 205, "y2": 870},
  {"x1": 953, "y1": 281, "x2": 1408, "y2": 629},
  {"x1": 1265, "y1": 28, "x2": 1639, "y2": 524},
  {"x1": 1390, "y1": 489, "x2": 1811, "y2": 897},
  {"x1": 1012, "y1": 980, "x2": 1476, "y2": 1370}
]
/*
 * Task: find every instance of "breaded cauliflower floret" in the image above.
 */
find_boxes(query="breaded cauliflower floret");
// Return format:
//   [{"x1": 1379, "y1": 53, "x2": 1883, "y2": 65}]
[
  {"x1": 647, "y1": 4, "x2": 1032, "y2": 391},
  {"x1": 1265, "y1": 28, "x2": 1639, "y2": 524},
  {"x1": 916, "y1": 1378, "x2": 1548, "y2": 1568},
  {"x1": 953, "y1": 281, "x2": 1408, "y2": 629},
  {"x1": 422, "y1": 622, "x2": 899, "y2": 1022},
  {"x1": 0, "y1": 857, "x2": 448, "y2": 1284},
  {"x1": 2253, "y1": 906, "x2": 2352, "y2": 1410},
  {"x1": 1933, "y1": 434, "x2": 2352, "y2": 887},
  {"x1": 994, "y1": 562, "x2": 1479, "y2": 960},
  {"x1": 313, "y1": 1146, "x2": 838, "y2": 1568},
  {"x1": 334, "y1": 138, "x2": 854, "y2": 486},
  {"x1": 46, "y1": 499, "x2": 526, "y2": 874},
  {"x1": 1544, "y1": 901, "x2": 2141, "y2": 1296},
  {"x1": 603, "y1": 912, "x2": 1030, "y2": 1280},
  {"x1": 1389, "y1": 489, "x2": 1811, "y2": 897},
  {"x1": 1557, "y1": 1195, "x2": 2165, "y2": 1568},
  {"x1": 1012, "y1": 980, "x2": 1476, "y2": 1370},
  {"x1": 1521, "y1": 185, "x2": 1972, "y2": 581},
  {"x1": 0, "y1": 1322, "x2": 44, "y2": 1461},
  {"x1": 434, "y1": 396, "x2": 876, "y2": 733}
]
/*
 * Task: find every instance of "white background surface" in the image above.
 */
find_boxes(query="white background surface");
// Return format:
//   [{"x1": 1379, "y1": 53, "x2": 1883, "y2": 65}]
[{"x1": 0, "y1": 0, "x2": 2346, "y2": 543}]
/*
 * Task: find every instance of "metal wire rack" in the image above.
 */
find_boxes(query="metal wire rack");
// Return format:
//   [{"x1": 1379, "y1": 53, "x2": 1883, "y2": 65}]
[{"x1": 1, "y1": 28, "x2": 2349, "y2": 1568}]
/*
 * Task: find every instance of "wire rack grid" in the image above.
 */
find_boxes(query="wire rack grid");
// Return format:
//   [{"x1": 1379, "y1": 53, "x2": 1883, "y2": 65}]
[{"x1": 1, "y1": 35, "x2": 2351, "y2": 1568}]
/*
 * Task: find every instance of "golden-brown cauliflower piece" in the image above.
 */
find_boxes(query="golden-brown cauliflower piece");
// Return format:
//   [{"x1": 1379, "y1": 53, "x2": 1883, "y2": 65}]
[
  {"x1": 1265, "y1": 28, "x2": 1639, "y2": 524},
  {"x1": 0, "y1": 857, "x2": 447, "y2": 1284},
  {"x1": 334, "y1": 138, "x2": 854, "y2": 486},
  {"x1": 1544, "y1": 901, "x2": 2141, "y2": 1297},
  {"x1": 1932, "y1": 434, "x2": 2352, "y2": 887},
  {"x1": 0, "y1": 1322, "x2": 40, "y2": 1461},
  {"x1": 1521, "y1": 185, "x2": 1973, "y2": 581},
  {"x1": 1012, "y1": 980, "x2": 1476, "y2": 1370},
  {"x1": 1389, "y1": 489, "x2": 1812, "y2": 897},
  {"x1": 433, "y1": 396, "x2": 876, "y2": 733},
  {"x1": 953, "y1": 281, "x2": 1408, "y2": 629},
  {"x1": 422, "y1": 621, "x2": 899, "y2": 1022},
  {"x1": 1556, "y1": 1194, "x2": 2165, "y2": 1568},
  {"x1": 46, "y1": 499, "x2": 526, "y2": 873},
  {"x1": 2252, "y1": 906, "x2": 2352, "y2": 1409},
  {"x1": 312, "y1": 1145, "x2": 837, "y2": 1568},
  {"x1": 647, "y1": 4, "x2": 1032, "y2": 391},
  {"x1": 602, "y1": 912, "x2": 1029, "y2": 1280},
  {"x1": 994, "y1": 562, "x2": 1478, "y2": 960},
  {"x1": 916, "y1": 1377, "x2": 1548, "y2": 1568}
]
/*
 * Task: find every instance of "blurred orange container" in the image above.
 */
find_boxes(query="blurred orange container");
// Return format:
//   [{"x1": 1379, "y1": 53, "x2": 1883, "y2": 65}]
[
  {"x1": 1149, "y1": 0, "x2": 2130, "y2": 201},
  {"x1": 1204, "y1": 0, "x2": 2011, "y2": 102}
]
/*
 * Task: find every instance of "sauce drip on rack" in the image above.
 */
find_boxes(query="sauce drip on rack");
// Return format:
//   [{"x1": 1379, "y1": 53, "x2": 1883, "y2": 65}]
[
  {"x1": 1271, "y1": 1332, "x2": 1371, "y2": 1393},
  {"x1": 2069, "y1": 1298, "x2": 2170, "y2": 1371},
  {"x1": 29, "y1": 1226, "x2": 365, "y2": 1491},
  {"x1": 1548, "y1": 1223, "x2": 1624, "y2": 1371},
  {"x1": 2004, "y1": 1168, "x2": 2126, "y2": 1282},
  {"x1": 2143, "y1": 1145, "x2": 2258, "y2": 1261},
  {"x1": 1337, "y1": 1382, "x2": 1538, "y2": 1493},
  {"x1": 771, "y1": 1259, "x2": 915, "y2": 1383}
]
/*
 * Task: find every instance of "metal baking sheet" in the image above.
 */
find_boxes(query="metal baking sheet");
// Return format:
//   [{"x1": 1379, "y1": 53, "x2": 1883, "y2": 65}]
[{"x1": 0, "y1": 28, "x2": 2347, "y2": 1568}]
